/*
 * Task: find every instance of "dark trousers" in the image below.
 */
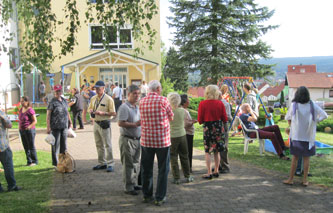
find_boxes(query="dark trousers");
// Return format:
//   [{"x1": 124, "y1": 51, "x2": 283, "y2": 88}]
[
  {"x1": 0, "y1": 148, "x2": 16, "y2": 190},
  {"x1": 51, "y1": 129, "x2": 67, "y2": 166},
  {"x1": 219, "y1": 129, "x2": 229, "y2": 171},
  {"x1": 186, "y1": 134, "x2": 193, "y2": 170},
  {"x1": 249, "y1": 125, "x2": 285, "y2": 156},
  {"x1": 19, "y1": 129, "x2": 38, "y2": 165},
  {"x1": 114, "y1": 98, "x2": 122, "y2": 112},
  {"x1": 141, "y1": 146, "x2": 170, "y2": 201},
  {"x1": 72, "y1": 110, "x2": 83, "y2": 129}
]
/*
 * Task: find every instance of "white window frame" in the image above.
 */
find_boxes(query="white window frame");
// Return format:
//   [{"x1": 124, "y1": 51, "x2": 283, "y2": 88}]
[
  {"x1": 89, "y1": 24, "x2": 133, "y2": 50},
  {"x1": 99, "y1": 67, "x2": 128, "y2": 89}
]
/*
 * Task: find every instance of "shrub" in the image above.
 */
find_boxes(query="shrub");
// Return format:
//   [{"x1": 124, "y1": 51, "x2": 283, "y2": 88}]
[
  {"x1": 257, "y1": 107, "x2": 280, "y2": 127},
  {"x1": 317, "y1": 119, "x2": 333, "y2": 133},
  {"x1": 188, "y1": 97, "x2": 204, "y2": 111}
]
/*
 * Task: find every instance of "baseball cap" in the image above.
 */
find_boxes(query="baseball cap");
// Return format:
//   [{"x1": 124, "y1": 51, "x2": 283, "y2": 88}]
[
  {"x1": 54, "y1": 85, "x2": 62, "y2": 91},
  {"x1": 95, "y1": 80, "x2": 105, "y2": 88}
]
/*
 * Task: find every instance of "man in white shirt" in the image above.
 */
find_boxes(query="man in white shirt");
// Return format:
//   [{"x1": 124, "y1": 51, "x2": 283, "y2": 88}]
[
  {"x1": 140, "y1": 81, "x2": 149, "y2": 98},
  {"x1": 112, "y1": 82, "x2": 123, "y2": 112}
]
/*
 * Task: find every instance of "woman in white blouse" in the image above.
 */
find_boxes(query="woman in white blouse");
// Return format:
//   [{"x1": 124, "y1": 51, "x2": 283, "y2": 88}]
[{"x1": 283, "y1": 86, "x2": 328, "y2": 186}]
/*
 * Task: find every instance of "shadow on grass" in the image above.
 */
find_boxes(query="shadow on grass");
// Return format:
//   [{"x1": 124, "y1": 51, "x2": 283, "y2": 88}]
[{"x1": 0, "y1": 151, "x2": 53, "y2": 213}]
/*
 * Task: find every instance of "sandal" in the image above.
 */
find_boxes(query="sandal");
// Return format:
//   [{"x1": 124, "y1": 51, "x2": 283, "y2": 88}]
[
  {"x1": 283, "y1": 180, "x2": 293, "y2": 185},
  {"x1": 302, "y1": 181, "x2": 309, "y2": 187},
  {"x1": 202, "y1": 174, "x2": 213, "y2": 180},
  {"x1": 212, "y1": 173, "x2": 219, "y2": 178}
]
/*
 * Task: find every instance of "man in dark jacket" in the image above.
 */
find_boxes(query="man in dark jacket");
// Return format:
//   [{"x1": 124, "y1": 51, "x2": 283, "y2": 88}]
[{"x1": 69, "y1": 88, "x2": 84, "y2": 130}]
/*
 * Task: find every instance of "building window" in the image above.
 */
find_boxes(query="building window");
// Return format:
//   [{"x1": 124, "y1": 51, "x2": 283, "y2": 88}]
[
  {"x1": 300, "y1": 68, "x2": 305, "y2": 73},
  {"x1": 89, "y1": 25, "x2": 133, "y2": 50},
  {"x1": 329, "y1": 90, "x2": 333, "y2": 98},
  {"x1": 9, "y1": 48, "x2": 19, "y2": 69}
]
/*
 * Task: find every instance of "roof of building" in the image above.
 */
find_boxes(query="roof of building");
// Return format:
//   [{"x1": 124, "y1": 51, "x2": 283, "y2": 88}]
[
  {"x1": 287, "y1": 64, "x2": 317, "y2": 73},
  {"x1": 262, "y1": 82, "x2": 285, "y2": 97},
  {"x1": 286, "y1": 72, "x2": 333, "y2": 88},
  {"x1": 258, "y1": 82, "x2": 268, "y2": 90}
]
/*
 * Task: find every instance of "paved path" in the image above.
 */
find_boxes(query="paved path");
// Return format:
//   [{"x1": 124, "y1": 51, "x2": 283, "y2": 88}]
[{"x1": 9, "y1": 124, "x2": 333, "y2": 213}]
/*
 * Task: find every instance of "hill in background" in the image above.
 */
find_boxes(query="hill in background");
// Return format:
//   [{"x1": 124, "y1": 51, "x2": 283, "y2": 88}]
[{"x1": 259, "y1": 56, "x2": 333, "y2": 79}]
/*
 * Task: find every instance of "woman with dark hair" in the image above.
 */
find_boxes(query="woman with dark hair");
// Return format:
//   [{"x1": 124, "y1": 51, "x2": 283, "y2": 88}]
[
  {"x1": 180, "y1": 94, "x2": 197, "y2": 173},
  {"x1": 19, "y1": 96, "x2": 38, "y2": 166},
  {"x1": 69, "y1": 88, "x2": 84, "y2": 130},
  {"x1": 283, "y1": 86, "x2": 327, "y2": 186}
]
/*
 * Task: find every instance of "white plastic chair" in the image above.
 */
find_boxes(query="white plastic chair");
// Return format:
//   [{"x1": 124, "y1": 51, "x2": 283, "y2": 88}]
[{"x1": 237, "y1": 116, "x2": 265, "y2": 155}]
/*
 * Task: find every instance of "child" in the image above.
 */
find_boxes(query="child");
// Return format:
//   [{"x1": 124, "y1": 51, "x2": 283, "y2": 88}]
[{"x1": 265, "y1": 106, "x2": 275, "y2": 126}]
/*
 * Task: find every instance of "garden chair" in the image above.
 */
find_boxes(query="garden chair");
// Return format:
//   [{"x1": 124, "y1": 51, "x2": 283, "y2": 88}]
[{"x1": 237, "y1": 116, "x2": 265, "y2": 155}]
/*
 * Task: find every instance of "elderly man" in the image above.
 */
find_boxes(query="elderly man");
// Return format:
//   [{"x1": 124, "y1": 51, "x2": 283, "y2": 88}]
[
  {"x1": 139, "y1": 80, "x2": 174, "y2": 206},
  {"x1": 0, "y1": 110, "x2": 20, "y2": 192},
  {"x1": 239, "y1": 103, "x2": 289, "y2": 160},
  {"x1": 118, "y1": 85, "x2": 142, "y2": 195},
  {"x1": 88, "y1": 80, "x2": 116, "y2": 172}
]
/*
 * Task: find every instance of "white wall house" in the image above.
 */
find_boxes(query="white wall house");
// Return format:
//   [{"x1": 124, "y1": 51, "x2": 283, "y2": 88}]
[
  {"x1": 287, "y1": 72, "x2": 333, "y2": 105},
  {"x1": 0, "y1": 1, "x2": 20, "y2": 109}
]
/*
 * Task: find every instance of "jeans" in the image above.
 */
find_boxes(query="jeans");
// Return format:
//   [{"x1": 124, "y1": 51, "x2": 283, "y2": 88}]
[
  {"x1": 0, "y1": 148, "x2": 16, "y2": 190},
  {"x1": 51, "y1": 129, "x2": 68, "y2": 166},
  {"x1": 141, "y1": 146, "x2": 170, "y2": 201},
  {"x1": 19, "y1": 129, "x2": 38, "y2": 165},
  {"x1": 72, "y1": 110, "x2": 83, "y2": 129}
]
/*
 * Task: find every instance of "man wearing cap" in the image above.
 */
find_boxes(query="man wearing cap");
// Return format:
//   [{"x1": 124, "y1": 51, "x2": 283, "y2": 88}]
[
  {"x1": 88, "y1": 80, "x2": 116, "y2": 172},
  {"x1": 47, "y1": 85, "x2": 72, "y2": 166},
  {"x1": 118, "y1": 85, "x2": 141, "y2": 195}
]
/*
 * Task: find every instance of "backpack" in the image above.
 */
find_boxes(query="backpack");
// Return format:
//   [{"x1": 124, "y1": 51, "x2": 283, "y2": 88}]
[{"x1": 57, "y1": 151, "x2": 76, "y2": 173}]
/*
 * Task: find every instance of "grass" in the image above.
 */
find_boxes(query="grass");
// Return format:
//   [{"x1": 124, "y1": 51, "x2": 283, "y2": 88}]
[
  {"x1": 193, "y1": 120, "x2": 333, "y2": 187},
  {"x1": 0, "y1": 151, "x2": 53, "y2": 212}
]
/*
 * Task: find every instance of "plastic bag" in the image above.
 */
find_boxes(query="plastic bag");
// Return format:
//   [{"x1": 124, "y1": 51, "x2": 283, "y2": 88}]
[
  {"x1": 67, "y1": 128, "x2": 76, "y2": 138},
  {"x1": 45, "y1": 134, "x2": 55, "y2": 145}
]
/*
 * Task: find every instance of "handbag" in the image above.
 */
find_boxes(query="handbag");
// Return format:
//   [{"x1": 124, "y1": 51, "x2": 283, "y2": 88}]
[{"x1": 96, "y1": 120, "x2": 111, "y2": 129}]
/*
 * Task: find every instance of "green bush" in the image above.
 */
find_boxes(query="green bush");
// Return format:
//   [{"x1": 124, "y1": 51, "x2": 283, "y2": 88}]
[
  {"x1": 188, "y1": 97, "x2": 204, "y2": 111},
  {"x1": 257, "y1": 107, "x2": 279, "y2": 127},
  {"x1": 317, "y1": 119, "x2": 333, "y2": 133}
]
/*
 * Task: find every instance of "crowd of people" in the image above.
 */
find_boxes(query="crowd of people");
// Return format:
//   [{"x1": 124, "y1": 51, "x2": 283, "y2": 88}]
[{"x1": 0, "y1": 79, "x2": 328, "y2": 206}]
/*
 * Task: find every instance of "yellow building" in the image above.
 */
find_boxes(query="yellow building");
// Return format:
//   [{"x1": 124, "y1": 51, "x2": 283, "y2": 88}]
[{"x1": 51, "y1": 0, "x2": 161, "y2": 92}]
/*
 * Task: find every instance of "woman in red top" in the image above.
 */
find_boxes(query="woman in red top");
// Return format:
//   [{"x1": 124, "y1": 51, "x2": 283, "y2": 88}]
[
  {"x1": 19, "y1": 96, "x2": 38, "y2": 166},
  {"x1": 198, "y1": 85, "x2": 228, "y2": 179}
]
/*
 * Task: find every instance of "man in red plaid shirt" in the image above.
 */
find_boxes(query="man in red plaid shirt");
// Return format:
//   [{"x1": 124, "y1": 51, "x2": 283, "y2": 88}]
[{"x1": 139, "y1": 80, "x2": 174, "y2": 206}]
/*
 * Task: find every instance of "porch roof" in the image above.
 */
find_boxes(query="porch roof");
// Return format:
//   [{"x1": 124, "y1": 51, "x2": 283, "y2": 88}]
[{"x1": 60, "y1": 49, "x2": 158, "y2": 70}]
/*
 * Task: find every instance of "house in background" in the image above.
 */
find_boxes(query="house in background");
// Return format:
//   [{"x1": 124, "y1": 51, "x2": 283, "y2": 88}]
[
  {"x1": 257, "y1": 82, "x2": 270, "y2": 95},
  {"x1": 0, "y1": 2, "x2": 20, "y2": 109},
  {"x1": 261, "y1": 82, "x2": 285, "y2": 105},
  {"x1": 286, "y1": 64, "x2": 333, "y2": 104},
  {"x1": 47, "y1": 0, "x2": 161, "y2": 93}
]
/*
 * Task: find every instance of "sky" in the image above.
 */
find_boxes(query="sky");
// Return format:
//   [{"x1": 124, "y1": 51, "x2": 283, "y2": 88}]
[{"x1": 160, "y1": 0, "x2": 333, "y2": 58}]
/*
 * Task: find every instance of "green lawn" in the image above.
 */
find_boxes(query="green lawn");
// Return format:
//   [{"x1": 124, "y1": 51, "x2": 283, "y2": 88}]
[
  {"x1": 0, "y1": 151, "x2": 53, "y2": 212},
  {"x1": 194, "y1": 120, "x2": 333, "y2": 187}
]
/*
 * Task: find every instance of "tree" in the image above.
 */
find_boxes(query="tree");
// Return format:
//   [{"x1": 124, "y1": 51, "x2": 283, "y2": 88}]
[
  {"x1": 168, "y1": 0, "x2": 277, "y2": 84},
  {"x1": 163, "y1": 47, "x2": 188, "y2": 92},
  {"x1": 0, "y1": 0, "x2": 158, "y2": 73},
  {"x1": 280, "y1": 90, "x2": 284, "y2": 105}
]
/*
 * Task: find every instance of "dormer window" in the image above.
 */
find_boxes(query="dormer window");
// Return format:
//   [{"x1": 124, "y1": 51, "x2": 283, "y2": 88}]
[{"x1": 89, "y1": 25, "x2": 133, "y2": 50}]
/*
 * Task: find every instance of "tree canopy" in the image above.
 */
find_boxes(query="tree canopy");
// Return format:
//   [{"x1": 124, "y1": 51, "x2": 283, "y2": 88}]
[
  {"x1": 168, "y1": 0, "x2": 278, "y2": 84},
  {"x1": 0, "y1": 0, "x2": 158, "y2": 73}
]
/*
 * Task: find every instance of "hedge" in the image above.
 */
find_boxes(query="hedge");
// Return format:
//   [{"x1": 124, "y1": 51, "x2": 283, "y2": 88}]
[{"x1": 317, "y1": 119, "x2": 333, "y2": 133}]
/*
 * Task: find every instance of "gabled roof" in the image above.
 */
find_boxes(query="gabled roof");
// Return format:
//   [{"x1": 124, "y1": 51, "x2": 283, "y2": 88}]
[
  {"x1": 262, "y1": 82, "x2": 285, "y2": 97},
  {"x1": 286, "y1": 72, "x2": 333, "y2": 88},
  {"x1": 258, "y1": 82, "x2": 268, "y2": 90}
]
